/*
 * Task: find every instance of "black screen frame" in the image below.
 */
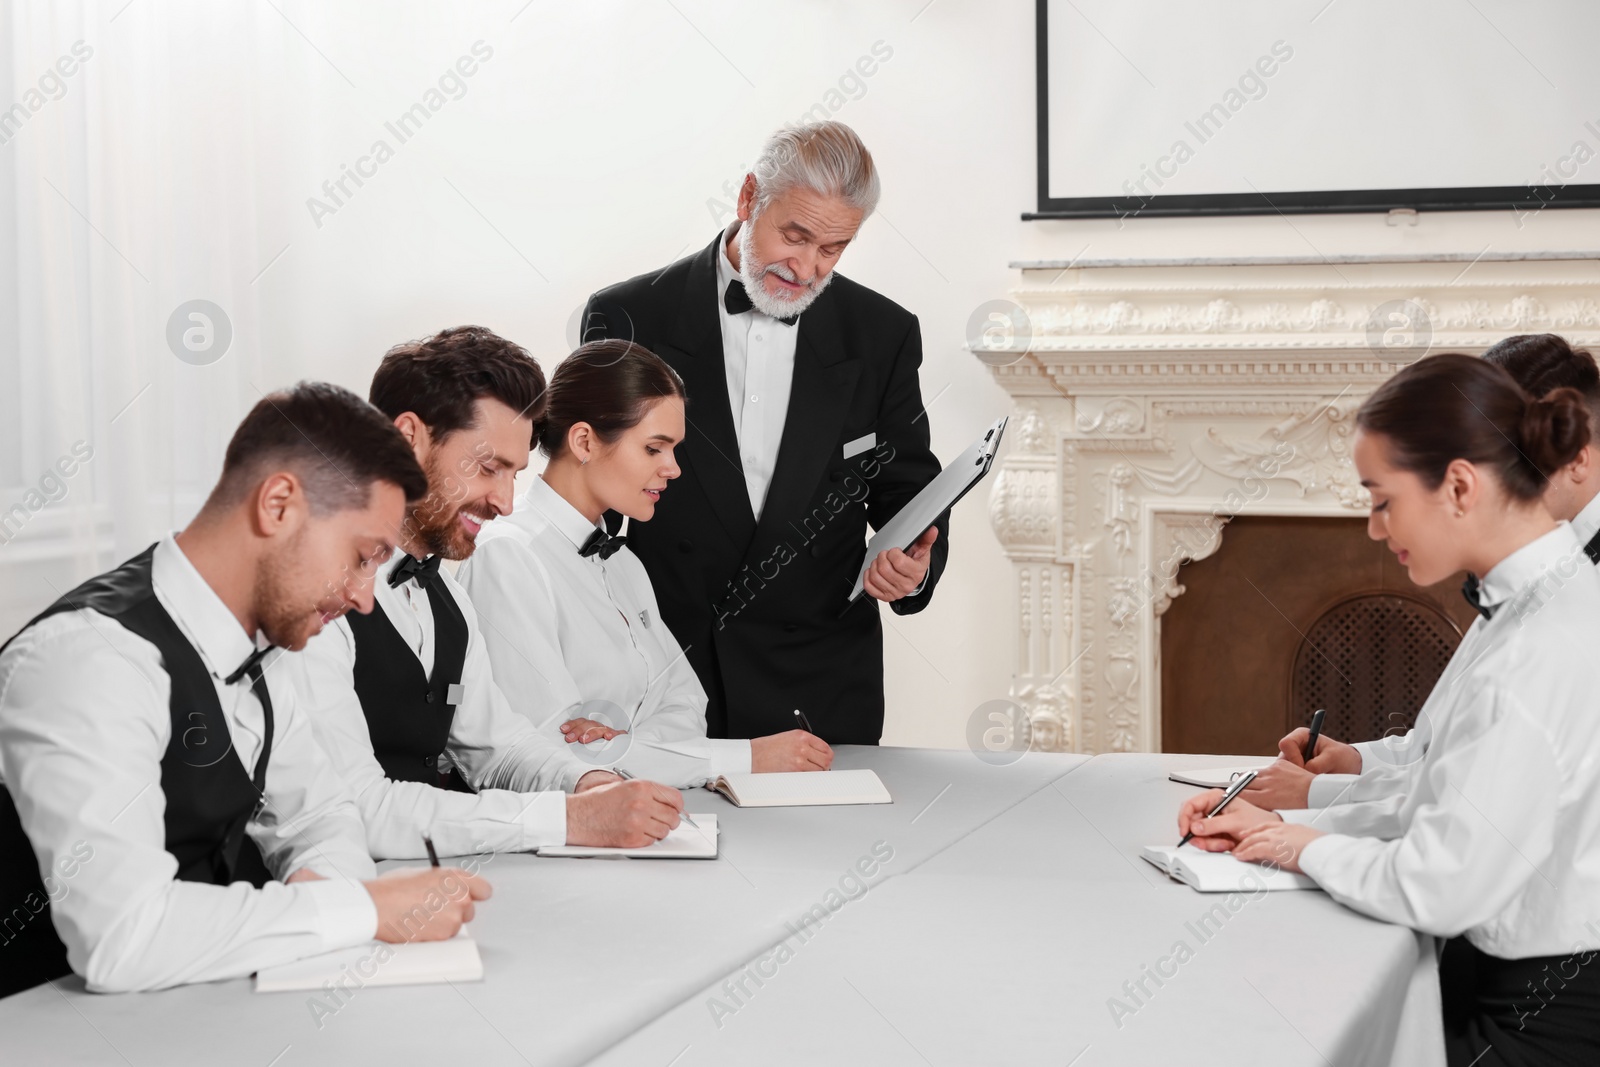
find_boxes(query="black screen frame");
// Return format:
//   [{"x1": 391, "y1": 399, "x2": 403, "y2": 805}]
[{"x1": 1027, "y1": 0, "x2": 1600, "y2": 220}]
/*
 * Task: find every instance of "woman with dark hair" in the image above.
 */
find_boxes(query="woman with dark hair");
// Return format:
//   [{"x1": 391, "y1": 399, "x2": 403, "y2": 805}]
[
  {"x1": 1176, "y1": 354, "x2": 1600, "y2": 1065},
  {"x1": 1250, "y1": 334, "x2": 1600, "y2": 812},
  {"x1": 458, "y1": 340, "x2": 832, "y2": 788}
]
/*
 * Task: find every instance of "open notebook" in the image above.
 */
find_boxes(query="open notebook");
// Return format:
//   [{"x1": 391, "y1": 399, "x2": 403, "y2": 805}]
[
  {"x1": 1141, "y1": 845, "x2": 1318, "y2": 893},
  {"x1": 255, "y1": 929, "x2": 482, "y2": 993},
  {"x1": 710, "y1": 769, "x2": 891, "y2": 807},
  {"x1": 1167, "y1": 761, "x2": 1275, "y2": 789},
  {"x1": 536, "y1": 815, "x2": 719, "y2": 858}
]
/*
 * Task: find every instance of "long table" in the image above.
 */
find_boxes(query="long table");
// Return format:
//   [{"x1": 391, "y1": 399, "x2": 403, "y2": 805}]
[{"x1": 0, "y1": 749, "x2": 1441, "y2": 1066}]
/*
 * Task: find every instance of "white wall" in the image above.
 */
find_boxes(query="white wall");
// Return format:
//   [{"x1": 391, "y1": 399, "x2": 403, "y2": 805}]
[{"x1": 4, "y1": 1, "x2": 1596, "y2": 749}]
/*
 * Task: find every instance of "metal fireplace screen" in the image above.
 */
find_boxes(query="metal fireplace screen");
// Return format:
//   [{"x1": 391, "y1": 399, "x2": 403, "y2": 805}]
[{"x1": 1289, "y1": 591, "x2": 1464, "y2": 745}]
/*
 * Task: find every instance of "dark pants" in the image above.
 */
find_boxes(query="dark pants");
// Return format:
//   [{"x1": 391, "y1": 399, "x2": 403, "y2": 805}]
[{"x1": 1441, "y1": 936, "x2": 1600, "y2": 1066}]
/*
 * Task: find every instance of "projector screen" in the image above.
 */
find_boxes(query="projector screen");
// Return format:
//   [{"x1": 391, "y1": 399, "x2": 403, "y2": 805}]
[{"x1": 1033, "y1": 0, "x2": 1600, "y2": 218}]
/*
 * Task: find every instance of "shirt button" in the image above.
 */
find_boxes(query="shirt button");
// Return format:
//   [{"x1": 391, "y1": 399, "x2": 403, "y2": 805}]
[
  {"x1": 750, "y1": 394, "x2": 759, "y2": 403},
  {"x1": 425, "y1": 691, "x2": 436, "y2": 703},
  {"x1": 754, "y1": 333, "x2": 763, "y2": 341}
]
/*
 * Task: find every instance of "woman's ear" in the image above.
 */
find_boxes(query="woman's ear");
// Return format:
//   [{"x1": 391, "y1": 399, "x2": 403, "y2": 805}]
[
  {"x1": 1441, "y1": 457, "x2": 1480, "y2": 516},
  {"x1": 567, "y1": 421, "x2": 594, "y2": 464},
  {"x1": 1571, "y1": 443, "x2": 1597, "y2": 486}
]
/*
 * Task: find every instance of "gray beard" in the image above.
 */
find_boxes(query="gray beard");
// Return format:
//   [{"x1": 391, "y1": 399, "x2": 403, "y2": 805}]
[{"x1": 736, "y1": 216, "x2": 834, "y2": 319}]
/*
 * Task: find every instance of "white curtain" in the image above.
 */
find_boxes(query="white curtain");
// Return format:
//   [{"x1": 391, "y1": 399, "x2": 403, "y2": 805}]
[{"x1": 1, "y1": 0, "x2": 286, "y2": 632}]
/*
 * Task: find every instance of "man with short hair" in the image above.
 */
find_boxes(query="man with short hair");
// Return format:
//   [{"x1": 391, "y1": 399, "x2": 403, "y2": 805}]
[
  {"x1": 0, "y1": 383, "x2": 488, "y2": 997},
  {"x1": 289, "y1": 326, "x2": 684, "y2": 859},
  {"x1": 580, "y1": 120, "x2": 950, "y2": 746}
]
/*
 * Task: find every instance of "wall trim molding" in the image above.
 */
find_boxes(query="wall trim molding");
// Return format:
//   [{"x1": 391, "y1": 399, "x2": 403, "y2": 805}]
[{"x1": 980, "y1": 255, "x2": 1597, "y2": 754}]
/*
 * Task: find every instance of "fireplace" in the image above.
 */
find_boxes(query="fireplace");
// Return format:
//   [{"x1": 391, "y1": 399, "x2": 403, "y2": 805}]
[
  {"x1": 1157, "y1": 514, "x2": 1477, "y2": 756},
  {"x1": 979, "y1": 253, "x2": 1600, "y2": 754}
]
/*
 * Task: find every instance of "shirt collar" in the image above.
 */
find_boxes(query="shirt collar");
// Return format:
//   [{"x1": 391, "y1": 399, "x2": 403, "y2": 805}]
[
  {"x1": 152, "y1": 533, "x2": 268, "y2": 682},
  {"x1": 716, "y1": 223, "x2": 740, "y2": 295},
  {"x1": 1570, "y1": 489, "x2": 1600, "y2": 551},
  {"x1": 524, "y1": 474, "x2": 606, "y2": 551},
  {"x1": 1477, "y1": 523, "x2": 1587, "y2": 611}
]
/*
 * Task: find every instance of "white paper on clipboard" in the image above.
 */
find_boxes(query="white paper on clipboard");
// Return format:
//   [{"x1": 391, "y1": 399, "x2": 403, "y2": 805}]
[{"x1": 847, "y1": 415, "x2": 1008, "y2": 603}]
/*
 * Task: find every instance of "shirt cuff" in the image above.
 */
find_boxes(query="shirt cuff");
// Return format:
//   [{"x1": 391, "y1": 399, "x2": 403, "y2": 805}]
[
  {"x1": 706, "y1": 738, "x2": 752, "y2": 777},
  {"x1": 520, "y1": 790, "x2": 569, "y2": 849},
  {"x1": 1351, "y1": 740, "x2": 1386, "y2": 771},
  {"x1": 303, "y1": 877, "x2": 380, "y2": 950},
  {"x1": 1295, "y1": 831, "x2": 1351, "y2": 884},
  {"x1": 1306, "y1": 772, "x2": 1360, "y2": 808},
  {"x1": 556, "y1": 759, "x2": 590, "y2": 793}
]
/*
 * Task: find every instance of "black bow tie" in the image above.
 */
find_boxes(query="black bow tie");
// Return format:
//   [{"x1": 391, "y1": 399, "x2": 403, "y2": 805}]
[
  {"x1": 724, "y1": 279, "x2": 799, "y2": 325},
  {"x1": 1462, "y1": 528, "x2": 1600, "y2": 619},
  {"x1": 224, "y1": 644, "x2": 277, "y2": 686},
  {"x1": 388, "y1": 553, "x2": 442, "y2": 589},
  {"x1": 579, "y1": 528, "x2": 627, "y2": 561},
  {"x1": 1460, "y1": 573, "x2": 1495, "y2": 621}
]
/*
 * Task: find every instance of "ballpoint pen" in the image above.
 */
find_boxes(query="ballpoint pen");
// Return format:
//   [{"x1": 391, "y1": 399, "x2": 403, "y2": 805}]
[
  {"x1": 793, "y1": 708, "x2": 814, "y2": 733},
  {"x1": 614, "y1": 767, "x2": 699, "y2": 829},
  {"x1": 1303, "y1": 708, "x2": 1327, "y2": 763},
  {"x1": 1177, "y1": 769, "x2": 1258, "y2": 848},
  {"x1": 423, "y1": 835, "x2": 440, "y2": 867}
]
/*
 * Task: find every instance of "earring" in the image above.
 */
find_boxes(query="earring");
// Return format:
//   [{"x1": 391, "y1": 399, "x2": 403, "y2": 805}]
[{"x1": 1455, "y1": 508, "x2": 1464, "y2": 517}]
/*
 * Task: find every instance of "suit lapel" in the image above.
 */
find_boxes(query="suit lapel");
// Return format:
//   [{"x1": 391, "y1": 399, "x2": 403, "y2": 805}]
[
  {"x1": 753, "y1": 287, "x2": 858, "y2": 549},
  {"x1": 667, "y1": 235, "x2": 757, "y2": 544}
]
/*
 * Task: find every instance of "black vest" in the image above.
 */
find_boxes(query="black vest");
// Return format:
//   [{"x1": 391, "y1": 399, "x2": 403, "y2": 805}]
[
  {"x1": 0, "y1": 545, "x2": 272, "y2": 998},
  {"x1": 346, "y1": 565, "x2": 471, "y2": 789}
]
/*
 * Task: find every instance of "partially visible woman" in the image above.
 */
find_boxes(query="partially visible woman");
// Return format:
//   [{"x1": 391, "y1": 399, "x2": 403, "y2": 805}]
[
  {"x1": 1177, "y1": 354, "x2": 1600, "y2": 1066},
  {"x1": 458, "y1": 340, "x2": 832, "y2": 788}
]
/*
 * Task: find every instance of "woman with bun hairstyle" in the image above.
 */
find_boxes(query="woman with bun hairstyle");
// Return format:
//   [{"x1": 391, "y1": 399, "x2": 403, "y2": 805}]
[
  {"x1": 1177, "y1": 354, "x2": 1600, "y2": 1065},
  {"x1": 458, "y1": 340, "x2": 832, "y2": 789}
]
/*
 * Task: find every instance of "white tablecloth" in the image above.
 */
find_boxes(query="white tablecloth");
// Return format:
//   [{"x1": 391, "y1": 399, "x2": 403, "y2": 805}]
[{"x1": 0, "y1": 749, "x2": 1442, "y2": 1066}]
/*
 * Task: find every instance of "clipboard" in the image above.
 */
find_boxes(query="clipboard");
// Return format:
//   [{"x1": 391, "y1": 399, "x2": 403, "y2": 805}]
[{"x1": 846, "y1": 415, "x2": 1008, "y2": 604}]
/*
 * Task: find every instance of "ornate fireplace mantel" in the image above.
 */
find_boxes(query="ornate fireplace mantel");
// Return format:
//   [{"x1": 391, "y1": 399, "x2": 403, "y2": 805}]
[{"x1": 979, "y1": 254, "x2": 1600, "y2": 754}]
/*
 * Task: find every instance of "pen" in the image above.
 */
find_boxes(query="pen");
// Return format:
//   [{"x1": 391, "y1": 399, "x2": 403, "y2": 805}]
[
  {"x1": 1303, "y1": 708, "x2": 1327, "y2": 763},
  {"x1": 424, "y1": 835, "x2": 440, "y2": 868},
  {"x1": 614, "y1": 767, "x2": 699, "y2": 830},
  {"x1": 1177, "y1": 769, "x2": 1258, "y2": 848},
  {"x1": 793, "y1": 708, "x2": 814, "y2": 734}
]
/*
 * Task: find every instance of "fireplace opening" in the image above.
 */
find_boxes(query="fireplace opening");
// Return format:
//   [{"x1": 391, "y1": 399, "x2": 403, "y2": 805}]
[{"x1": 1159, "y1": 515, "x2": 1478, "y2": 755}]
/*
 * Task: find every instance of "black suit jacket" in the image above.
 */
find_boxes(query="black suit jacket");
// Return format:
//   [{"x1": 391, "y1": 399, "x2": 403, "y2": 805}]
[{"x1": 580, "y1": 233, "x2": 949, "y2": 744}]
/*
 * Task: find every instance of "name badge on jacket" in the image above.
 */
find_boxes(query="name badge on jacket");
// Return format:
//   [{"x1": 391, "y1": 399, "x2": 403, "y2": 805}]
[
  {"x1": 446, "y1": 683, "x2": 465, "y2": 706},
  {"x1": 843, "y1": 432, "x2": 876, "y2": 459}
]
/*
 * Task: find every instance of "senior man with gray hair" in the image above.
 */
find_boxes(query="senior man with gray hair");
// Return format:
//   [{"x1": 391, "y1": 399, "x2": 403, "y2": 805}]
[{"x1": 578, "y1": 119, "x2": 948, "y2": 749}]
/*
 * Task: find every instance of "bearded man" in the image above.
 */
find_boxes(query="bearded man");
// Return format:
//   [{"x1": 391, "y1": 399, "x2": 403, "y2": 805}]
[
  {"x1": 579, "y1": 120, "x2": 949, "y2": 745},
  {"x1": 288, "y1": 326, "x2": 686, "y2": 860}
]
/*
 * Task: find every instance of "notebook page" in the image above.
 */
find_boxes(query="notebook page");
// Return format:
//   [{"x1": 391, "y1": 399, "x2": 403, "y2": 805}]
[
  {"x1": 536, "y1": 815, "x2": 719, "y2": 858},
  {"x1": 1143, "y1": 845, "x2": 1318, "y2": 892},
  {"x1": 255, "y1": 930, "x2": 482, "y2": 993},
  {"x1": 716, "y1": 768, "x2": 892, "y2": 806}
]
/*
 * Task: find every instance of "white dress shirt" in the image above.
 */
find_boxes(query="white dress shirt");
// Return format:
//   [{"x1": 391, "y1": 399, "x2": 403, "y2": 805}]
[
  {"x1": 1285, "y1": 524, "x2": 1600, "y2": 958},
  {"x1": 287, "y1": 550, "x2": 590, "y2": 860},
  {"x1": 1306, "y1": 490, "x2": 1600, "y2": 809},
  {"x1": 717, "y1": 223, "x2": 798, "y2": 519},
  {"x1": 0, "y1": 536, "x2": 378, "y2": 993},
  {"x1": 457, "y1": 475, "x2": 752, "y2": 788}
]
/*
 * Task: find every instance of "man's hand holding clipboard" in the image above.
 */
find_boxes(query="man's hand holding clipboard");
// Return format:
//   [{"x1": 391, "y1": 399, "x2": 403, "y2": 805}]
[{"x1": 847, "y1": 416, "x2": 1008, "y2": 605}]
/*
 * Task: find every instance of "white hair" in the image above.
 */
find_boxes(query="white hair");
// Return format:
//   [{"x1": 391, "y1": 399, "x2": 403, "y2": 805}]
[{"x1": 749, "y1": 120, "x2": 880, "y2": 219}]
